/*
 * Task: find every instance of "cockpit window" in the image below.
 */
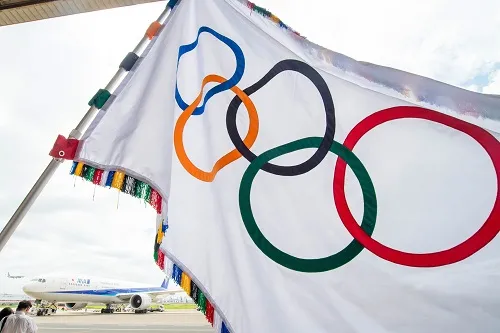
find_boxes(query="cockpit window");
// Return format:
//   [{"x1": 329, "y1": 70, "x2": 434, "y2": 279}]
[{"x1": 31, "y1": 278, "x2": 46, "y2": 282}]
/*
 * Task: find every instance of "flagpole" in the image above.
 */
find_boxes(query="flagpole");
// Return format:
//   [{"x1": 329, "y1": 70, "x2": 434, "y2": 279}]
[{"x1": 0, "y1": 3, "x2": 176, "y2": 254}]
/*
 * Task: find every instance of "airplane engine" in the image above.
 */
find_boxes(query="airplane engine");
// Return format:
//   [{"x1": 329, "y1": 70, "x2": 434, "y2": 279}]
[
  {"x1": 65, "y1": 303, "x2": 87, "y2": 310},
  {"x1": 130, "y1": 293, "x2": 152, "y2": 310}
]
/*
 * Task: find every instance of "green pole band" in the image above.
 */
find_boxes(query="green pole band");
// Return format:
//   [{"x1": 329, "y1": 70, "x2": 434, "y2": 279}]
[{"x1": 88, "y1": 89, "x2": 111, "y2": 109}]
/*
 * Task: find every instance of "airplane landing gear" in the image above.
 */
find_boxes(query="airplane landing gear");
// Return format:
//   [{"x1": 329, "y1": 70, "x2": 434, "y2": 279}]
[
  {"x1": 101, "y1": 304, "x2": 114, "y2": 314},
  {"x1": 34, "y1": 302, "x2": 57, "y2": 316},
  {"x1": 36, "y1": 309, "x2": 50, "y2": 316}
]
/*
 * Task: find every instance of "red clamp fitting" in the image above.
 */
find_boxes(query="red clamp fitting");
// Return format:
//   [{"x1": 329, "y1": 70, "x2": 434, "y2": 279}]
[{"x1": 49, "y1": 135, "x2": 79, "y2": 160}]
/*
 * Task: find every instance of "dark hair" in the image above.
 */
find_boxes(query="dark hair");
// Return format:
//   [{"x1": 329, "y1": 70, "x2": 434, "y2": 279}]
[
  {"x1": 0, "y1": 307, "x2": 13, "y2": 321},
  {"x1": 16, "y1": 301, "x2": 32, "y2": 311}
]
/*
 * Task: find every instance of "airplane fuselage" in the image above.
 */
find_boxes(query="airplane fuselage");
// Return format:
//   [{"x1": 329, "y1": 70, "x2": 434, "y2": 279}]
[{"x1": 23, "y1": 274, "x2": 171, "y2": 305}]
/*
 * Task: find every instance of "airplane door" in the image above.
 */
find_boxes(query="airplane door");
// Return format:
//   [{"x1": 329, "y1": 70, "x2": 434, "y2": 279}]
[{"x1": 60, "y1": 279, "x2": 68, "y2": 290}]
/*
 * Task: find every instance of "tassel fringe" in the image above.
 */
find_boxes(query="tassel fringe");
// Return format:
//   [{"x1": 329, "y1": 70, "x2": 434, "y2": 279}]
[
  {"x1": 156, "y1": 250, "x2": 165, "y2": 271},
  {"x1": 73, "y1": 162, "x2": 230, "y2": 331},
  {"x1": 205, "y1": 300, "x2": 214, "y2": 325},
  {"x1": 69, "y1": 161, "x2": 163, "y2": 214},
  {"x1": 153, "y1": 255, "x2": 231, "y2": 332},
  {"x1": 246, "y1": 1, "x2": 302, "y2": 37}
]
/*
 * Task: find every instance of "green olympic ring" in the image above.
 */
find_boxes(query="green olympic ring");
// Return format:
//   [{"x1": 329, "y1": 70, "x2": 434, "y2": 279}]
[{"x1": 239, "y1": 137, "x2": 377, "y2": 272}]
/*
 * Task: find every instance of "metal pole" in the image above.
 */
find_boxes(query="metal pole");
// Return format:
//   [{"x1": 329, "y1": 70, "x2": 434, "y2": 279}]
[{"x1": 0, "y1": 5, "x2": 174, "y2": 253}]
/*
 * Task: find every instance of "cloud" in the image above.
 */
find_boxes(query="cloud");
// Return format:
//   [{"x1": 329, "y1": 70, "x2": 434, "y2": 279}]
[
  {"x1": 483, "y1": 70, "x2": 500, "y2": 94},
  {"x1": 0, "y1": 0, "x2": 499, "y2": 297},
  {"x1": 263, "y1": 0, "x2": 500, "y2": 88}
]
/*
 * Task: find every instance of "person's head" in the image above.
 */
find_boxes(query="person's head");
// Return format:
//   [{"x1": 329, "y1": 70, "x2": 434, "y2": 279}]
[
  {"x1": 16, "y1": 301, "x2": 32, "y2": 313},
  {"x1": 0, "y1": 306, "x2": 14, "y2": 320}
]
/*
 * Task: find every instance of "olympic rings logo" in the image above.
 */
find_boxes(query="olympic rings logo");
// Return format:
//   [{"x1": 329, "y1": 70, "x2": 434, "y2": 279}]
[{"x1": 174, "y1": 26, "x2": 500, "y2": 272}]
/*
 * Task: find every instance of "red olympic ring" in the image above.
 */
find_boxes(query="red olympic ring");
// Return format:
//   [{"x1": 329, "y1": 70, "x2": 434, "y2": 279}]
[{"x1": 333, "y1": 106, "x2": 500, "y2": 267}]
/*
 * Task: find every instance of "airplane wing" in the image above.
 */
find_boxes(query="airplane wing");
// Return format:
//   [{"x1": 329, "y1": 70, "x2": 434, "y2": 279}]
[
  {"x1": 115, "y1": 289, "x2": 181, "y2": 302},
  {"x1": 114, "y1": 278, "x2": 182, "y2": 302}
]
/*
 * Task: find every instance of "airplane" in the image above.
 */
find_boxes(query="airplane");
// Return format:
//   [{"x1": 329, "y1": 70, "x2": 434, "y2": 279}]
[
  {"x1": 7, "y1": 272, "x2": 24, "y2": 279},
  {"x1": 22, "y1": 273, "x2": 182, "y2": 314}
]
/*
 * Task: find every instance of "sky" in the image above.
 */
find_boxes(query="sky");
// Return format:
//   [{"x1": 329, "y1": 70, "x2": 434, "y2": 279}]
[{"x1": 0, "y1": 0, "x2": 499, "y2": 295}]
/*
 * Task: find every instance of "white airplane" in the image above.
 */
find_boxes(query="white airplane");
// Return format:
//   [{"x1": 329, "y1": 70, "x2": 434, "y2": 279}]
[
  {"x1": 7, "y1": 272, "x2": 24, "y2": 279},
  {"x1": 22, "y1": 273, "x2": 181, "y2": 314}
]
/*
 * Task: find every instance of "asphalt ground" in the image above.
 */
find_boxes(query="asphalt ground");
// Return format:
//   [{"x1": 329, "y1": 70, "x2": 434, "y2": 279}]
[{"x1": 34, "y1": 310, "x2": 216, "y2": 333}]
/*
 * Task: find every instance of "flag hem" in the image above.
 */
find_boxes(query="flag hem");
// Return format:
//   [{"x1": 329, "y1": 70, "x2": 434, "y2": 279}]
[
  {"x1": 69, "y1": 160, "x2": 164, "y2": 214},
  {"x1": 158, "y1": 247, "x2": 234, "y2": 333}
]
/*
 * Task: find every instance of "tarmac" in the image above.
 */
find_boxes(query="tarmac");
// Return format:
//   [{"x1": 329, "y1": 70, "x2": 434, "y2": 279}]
[{"x1": 34, "y1": 310, "x2": 216, "y2": 333}]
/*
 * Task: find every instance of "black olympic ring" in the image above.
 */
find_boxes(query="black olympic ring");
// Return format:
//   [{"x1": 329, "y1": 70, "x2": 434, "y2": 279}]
[{"x1": 226, "y1": 59, "x2": 336, "y2": 176}]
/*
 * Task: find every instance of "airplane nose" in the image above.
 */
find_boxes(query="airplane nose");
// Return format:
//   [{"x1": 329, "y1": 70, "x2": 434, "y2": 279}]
[{"x1": 22, "y1": 283, "x2": 31, "y2": 294}]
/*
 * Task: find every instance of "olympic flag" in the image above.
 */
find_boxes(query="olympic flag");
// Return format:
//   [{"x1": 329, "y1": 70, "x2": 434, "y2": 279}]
[{"x1": 71, "y1": 0, "x2": 500, "y2": 332}]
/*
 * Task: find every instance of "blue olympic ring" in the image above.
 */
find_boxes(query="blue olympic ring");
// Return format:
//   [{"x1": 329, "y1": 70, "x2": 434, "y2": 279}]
[{"x1": 175, "y1": 26, "x2": 246, "y2": 115}]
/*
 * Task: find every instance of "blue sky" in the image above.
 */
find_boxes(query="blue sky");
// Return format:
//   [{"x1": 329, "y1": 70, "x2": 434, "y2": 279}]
[
  {"x1": 0, "y1": 0, "x2": 498, "y2": 295},
  {"x1": 464, "y1": 63, "x2": 500, "y2": 93}
]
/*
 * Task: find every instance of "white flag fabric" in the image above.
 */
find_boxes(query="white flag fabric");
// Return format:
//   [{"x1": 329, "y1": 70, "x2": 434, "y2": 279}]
[{"x1": 72, "y1": 0, "x2": 500, "y2": 332}]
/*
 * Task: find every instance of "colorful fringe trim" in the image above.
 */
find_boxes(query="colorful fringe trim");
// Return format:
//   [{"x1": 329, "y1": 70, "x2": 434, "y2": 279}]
[
  {"x1": 69, "y1": 161, "x2": 163, "y2": 214},
  {"x1": 155, "y1": 252, "x2": 232, "y2": 332},
  {"x1": 245, "y1": 1, "x2": 302, "y2": 37}
]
